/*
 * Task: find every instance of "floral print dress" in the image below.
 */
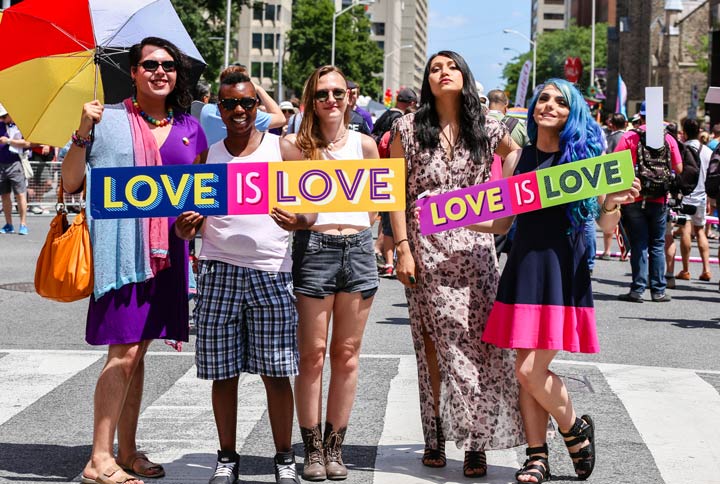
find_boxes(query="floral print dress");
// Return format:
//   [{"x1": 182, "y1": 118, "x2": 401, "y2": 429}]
[{"x1": 393, "y1": 113, "x2": 525, "y2": 451}]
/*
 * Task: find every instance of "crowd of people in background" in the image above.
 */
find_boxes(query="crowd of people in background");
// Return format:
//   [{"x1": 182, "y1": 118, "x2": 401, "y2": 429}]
[{"x1": 1, "y1": 34, "x2": 718, "y2": 484}]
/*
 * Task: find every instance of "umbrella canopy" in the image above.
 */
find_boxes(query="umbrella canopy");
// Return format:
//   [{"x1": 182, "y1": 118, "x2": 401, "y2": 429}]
[{"x1": 0, "y1": 0, "x2": 205, "y2": 147}]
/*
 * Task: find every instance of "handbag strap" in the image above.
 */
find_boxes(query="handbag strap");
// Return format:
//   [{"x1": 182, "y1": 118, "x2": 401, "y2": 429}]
[{"x1": 56, "y1": 177, "x2": 87, "y2": 212}]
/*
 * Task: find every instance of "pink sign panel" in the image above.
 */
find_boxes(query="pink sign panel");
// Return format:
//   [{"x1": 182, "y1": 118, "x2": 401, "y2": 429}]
[{"x1": 226, "y1": 162, "x2": 269, "y2": 215}]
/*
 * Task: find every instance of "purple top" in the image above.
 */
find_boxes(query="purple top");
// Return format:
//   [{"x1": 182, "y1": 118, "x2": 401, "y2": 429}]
[
  {"x1": 85, "y1": 113, "x2": 208, "y2": 346},
  {"x1": 355, "y1": 106, "x2": 374, "y2": 131}
]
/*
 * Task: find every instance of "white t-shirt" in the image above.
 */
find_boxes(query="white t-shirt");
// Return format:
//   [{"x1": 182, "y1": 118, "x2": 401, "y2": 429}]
[
  {"x1": 314, "y1": 130, "x2": 373, "y2": 228},
  {"x1": 199, "y1": 133, "x2": 292, "y2": 273},
  {"x1": 684, "y1": 139, "x2": 713, "y2": 205}
]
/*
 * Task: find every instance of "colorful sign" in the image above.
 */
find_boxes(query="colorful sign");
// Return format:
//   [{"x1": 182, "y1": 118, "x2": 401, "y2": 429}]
[
  {"x1": 514, "y1": 60, "x2": 532, "y2": 108},
  {"x1": 89, "y1": 158, "x2": 405, "y2": 219},
  {"x1": 418, "y1": 151, "x2": 634, "y2": 236}
]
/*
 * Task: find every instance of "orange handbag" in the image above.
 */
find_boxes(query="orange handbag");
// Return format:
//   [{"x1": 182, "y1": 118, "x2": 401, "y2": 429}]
[{"x1": 34, "y1": 180, "x2": 94, "y2": 302}]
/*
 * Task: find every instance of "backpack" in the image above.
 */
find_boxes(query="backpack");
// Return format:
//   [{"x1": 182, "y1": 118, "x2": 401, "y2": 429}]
[
  {"x1": 706, "y1": 144, "x2": 720, "y2": 199},
  {"x1": 633, "y1": 129, "x2": 673, "y2": 199},
  {"x1": 502, "y1": 115, "x2": 520, "y2": 135},
  {"x1": 675, "y1": 141, "x2": 701, "y2": 196}
]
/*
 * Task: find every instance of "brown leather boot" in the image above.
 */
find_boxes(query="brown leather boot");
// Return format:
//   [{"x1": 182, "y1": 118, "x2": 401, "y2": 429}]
[
  {"x1": 323, "y1": 423, "x2": 348, "y2": 480},
  {"x1": 300, "y1": 424, "x2": 326, "y2": 481}
]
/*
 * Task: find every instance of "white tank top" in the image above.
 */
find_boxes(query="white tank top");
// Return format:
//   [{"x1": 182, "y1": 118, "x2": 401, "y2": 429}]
[
  {"x1": 314, "y1": 130, "x2": 373, "y2": 228},
  {"x1": 199, "y1": 134, "x2": 292, "y2": 273}
]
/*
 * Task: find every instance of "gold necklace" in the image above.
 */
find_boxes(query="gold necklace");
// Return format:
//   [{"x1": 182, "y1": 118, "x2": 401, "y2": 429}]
[{"x1": 326, "y1": 128, "x2": 347, "y2": 151}]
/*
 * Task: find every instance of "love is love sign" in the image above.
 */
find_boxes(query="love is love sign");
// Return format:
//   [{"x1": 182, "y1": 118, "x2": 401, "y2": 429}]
[
  {"x1": 89, "y1": 158, "x2": 405, "y2": 219},
  {"x1": 418, "y1": 150, "x2": 634, "y2": 236}
]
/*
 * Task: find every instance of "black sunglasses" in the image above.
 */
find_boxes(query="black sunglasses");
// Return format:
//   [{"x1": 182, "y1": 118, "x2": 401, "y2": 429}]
[
  {"x1": 219, "y1": 97, "x2": 258, "y2": 111},
  {"x1": 138, "y1": 60, "x2": 176, "y2": 72},
  {"x1": 314, "y1": 88, "x2": 347, "y2": 102}
]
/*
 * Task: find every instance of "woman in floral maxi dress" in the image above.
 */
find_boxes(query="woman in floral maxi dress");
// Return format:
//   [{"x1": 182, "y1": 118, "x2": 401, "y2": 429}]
[{"x1": 389, "y1": 50, "x2": 525, "y2": 478}]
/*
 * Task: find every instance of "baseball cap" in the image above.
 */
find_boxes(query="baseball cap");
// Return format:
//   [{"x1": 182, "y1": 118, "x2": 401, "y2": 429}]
[
  {"x1": 279, "y1": 101, "x2": 294, "y2": 111},
  {"x1": 346, "y1": 80, "x2": 358, "y2": 89},
  {"x1": 397, "y1": 88, "x2": 417, "y2": 103},
  {"x1": 0, "y1": 104, "x2": 7, "y2": 117},
  {"x1": 639, "y1": 101, "x2": 646, "y2": 116}
]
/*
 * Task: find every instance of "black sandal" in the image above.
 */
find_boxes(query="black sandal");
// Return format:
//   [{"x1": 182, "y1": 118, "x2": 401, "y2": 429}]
[
  {"x1": 559, "y1": 414, "x2": 596, "y2": 480},
  {"x1": 463, "y1": 450, "x2": 487, "y2": 478},
  {"x1": 422, "y1": 417, "x2": 446, "y2": 468},
  {"x1": 515, "y1": 444, "x2": 550, "y2": 483}
]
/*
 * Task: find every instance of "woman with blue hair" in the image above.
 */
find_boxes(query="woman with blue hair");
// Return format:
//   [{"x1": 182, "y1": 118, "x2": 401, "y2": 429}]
[{"x1": 482, "y1": 79, "x2": 640, "y2": 483}]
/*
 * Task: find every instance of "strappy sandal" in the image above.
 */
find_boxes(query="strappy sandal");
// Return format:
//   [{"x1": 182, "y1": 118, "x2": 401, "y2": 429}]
[
  {"x1": 93, "y1": 464, "x2": 141, "y2": 484},
  {"x1": 559, "y1": 414, "x2": 596, "y2": 480},
  {"x1": 515, "y1": 444, "x2": 550, "y2": 483},
  {"x1": 422, "y1": 417, "x2": 446, "y2": 468},
  {"x1": 463, "y1": 450, "x2": 487, "y2": 478},
  {"x1": 117, "y1": 452, "x2": 165, "y2": 479}
]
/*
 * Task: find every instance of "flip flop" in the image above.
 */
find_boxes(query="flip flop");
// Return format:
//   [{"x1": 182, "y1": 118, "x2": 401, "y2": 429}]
[
  {"x1": 117, "y1": 452, "x2": 165, "y2": 479},
  {"x1": 93, "y1": 464, "x2": 141, "y2": 484},
  {"x1": 80, "y1": 476, "x2": 95, "y2": 484}
]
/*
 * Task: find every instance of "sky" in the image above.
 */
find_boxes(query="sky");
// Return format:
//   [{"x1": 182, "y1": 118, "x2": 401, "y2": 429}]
[{"x1": 427, "y1": 0, "x2": 532, "y2": 94}]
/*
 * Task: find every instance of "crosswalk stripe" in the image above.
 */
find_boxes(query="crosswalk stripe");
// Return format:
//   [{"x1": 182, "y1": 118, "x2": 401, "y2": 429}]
[
  {"x1": 0, "y1": 351, "x2": 102, "y2": 426},
  {"x1": 373, "y1": 355, "x2": 519, "y2": 484},
  {"x1": 601, "y1": 363, "x2": 720, "y2": 484}
]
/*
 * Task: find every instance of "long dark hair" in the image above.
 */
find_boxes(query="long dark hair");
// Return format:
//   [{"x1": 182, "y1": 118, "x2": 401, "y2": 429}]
[
  {"x1": 129, "y1": 36, "x2": 193, "y2": 112},
  {"x1": 414, "y1": 50, "x2": 489, "y2": 167}
]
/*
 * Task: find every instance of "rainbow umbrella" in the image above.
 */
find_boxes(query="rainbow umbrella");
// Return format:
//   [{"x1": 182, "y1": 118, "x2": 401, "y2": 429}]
[
  {"x1": 506, "y1": 107, "x2": 528, "y2": 120},
  {"x1": 0, "y1": 0, "x2": 205, "y2": 147}
]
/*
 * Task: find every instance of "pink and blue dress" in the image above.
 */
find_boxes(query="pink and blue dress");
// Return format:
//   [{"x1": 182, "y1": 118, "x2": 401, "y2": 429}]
[{"x1": 482, "y1": 146, "x2": 599, "y2": 354}]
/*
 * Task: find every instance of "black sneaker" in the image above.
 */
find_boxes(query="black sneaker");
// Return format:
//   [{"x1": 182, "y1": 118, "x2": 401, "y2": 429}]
[
  {"x1": 274, "y1": 451, "x2": 300, "y2": 484},
  {"x1": 651, "y1": 292, "x2": 672, "y2": 302},
  {"x1": 209, "y1": 450, "x2": 239, "y2": 484},
  {"x1": 618, "y1": 292, "x2": 644, "y2": 303}
]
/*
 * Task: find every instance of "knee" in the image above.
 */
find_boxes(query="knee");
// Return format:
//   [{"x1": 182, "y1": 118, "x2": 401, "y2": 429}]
[
  {"x1": 262, "y1": 376, "x2": 291, "y2": 393},
  {"x1": 515, "y1": 362, "x2": 541, "y2": 390},
  {"x1": 107, "y1": 345, "x2": 145, "y2": 380},
  {"x1": 299, "y1": 346, "x2": 326, "y2": 377},
  {"x1": 329, "y1": 343, "x2": 360, "y2": 376}
]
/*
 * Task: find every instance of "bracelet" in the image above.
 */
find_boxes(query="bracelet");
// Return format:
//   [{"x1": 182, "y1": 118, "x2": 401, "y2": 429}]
[
  {"x1": 394, "y1": 238, "x2": 409, "y2": 248},
  {"x1": 71, "y1": 130, "x2": 93, "y2": 148},
  {"x1": 601, "y1": 200, "x2": 620, "y2": 215}
]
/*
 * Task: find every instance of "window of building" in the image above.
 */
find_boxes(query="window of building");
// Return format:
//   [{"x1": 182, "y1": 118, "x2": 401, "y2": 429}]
[
  {"x1": 251, "y1": 62, "x2": 261, "y2": 78},
  {"x1": 265, "y1": 4, "x2": 276, "y2": 21},
  {"x1": 253, "y1": 3, "x2": 263, "y2": 21},
  {"x1": 373, "y1": 22, "x2": 385, "y2": 36},
  {"x1": 376, "y1": 40, "x2": 384, "y2": 50},
  {"x1": 544, "y1": 0, "x2": 564, "y2": 4},
  {"x1": 252, "y1": 33, "x2": 262, "y2": 50},
  {"x1": 544, "y1": 13, "x2": 564, "y2": 20},
  {"x1": 264, "y1": 33, "x2": 274, "y2": 51},
  {"x1": 263, "y1": 62, "x2": 274, "y2": 79}
]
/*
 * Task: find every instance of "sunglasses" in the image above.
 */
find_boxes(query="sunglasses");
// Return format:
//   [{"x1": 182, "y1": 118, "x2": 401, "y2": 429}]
[
  {"x1": 138, "y1": 60, "x2": 176, "y2": 72},
  {"x1": 282, "y1": 109, "x2": 294, "y2": 114},
  {"x1": 314, "y1": 88, "x2": 347, "y2": 102},
  {"x1": 219, "y1": 97, "x2": 258, "y2": 111}
]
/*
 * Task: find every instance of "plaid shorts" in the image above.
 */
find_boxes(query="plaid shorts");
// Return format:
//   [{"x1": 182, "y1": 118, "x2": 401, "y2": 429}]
[{"x1": 194, "y1": 260, "x2": 298, "y2": 380}]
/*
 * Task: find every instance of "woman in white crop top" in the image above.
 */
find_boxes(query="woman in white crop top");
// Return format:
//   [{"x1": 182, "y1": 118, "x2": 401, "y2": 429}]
[{"x1": 272, "y1": 65, "x2": 379, "y2": 481}]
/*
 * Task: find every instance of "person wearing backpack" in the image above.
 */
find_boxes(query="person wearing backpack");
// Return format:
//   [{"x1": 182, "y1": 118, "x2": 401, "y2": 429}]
[
  {"x1": 665, "y1": 118, "x2": 713, "y2": 284},
  {"x1": 613, "y1": 101, "x2": 683, "y2": 302}
]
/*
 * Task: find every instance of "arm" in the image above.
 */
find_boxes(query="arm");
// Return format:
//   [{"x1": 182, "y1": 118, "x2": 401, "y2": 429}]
[
  {"x1": 61, "y1": 100, "x2": 103, "y2": 193},
  {"x1": 256, "y1": 84, "x2": 286, "y2": 129},
  {"x1": 494, "y1": 132, "x2": 521, "y2": 161},
  {"x1": 465, "y1": 146, "x2": 522, "y2": 234},
  {"x1": 0, "y1": 135, "x2": 32, "y2": 150},
  {"x1": 388, "y1": 133, "x2": 417, "y2": 287},
  {"x1": 667, "y1": 134, "x2": 683, "y2": 174}
]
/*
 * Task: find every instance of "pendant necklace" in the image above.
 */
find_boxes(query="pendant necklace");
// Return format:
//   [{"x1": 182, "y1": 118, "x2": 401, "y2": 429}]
[
  {"x1": 440, "y1": 125, "x2": 457, "y2": 160},
  {"x1": 326, "y1": 128, "x2": 347, "y2": 151}
]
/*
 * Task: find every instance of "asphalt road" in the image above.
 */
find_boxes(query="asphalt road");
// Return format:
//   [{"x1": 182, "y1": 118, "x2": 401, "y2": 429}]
[{"x1": 0, "y1": 214, "x2": 718, "y2": 484}]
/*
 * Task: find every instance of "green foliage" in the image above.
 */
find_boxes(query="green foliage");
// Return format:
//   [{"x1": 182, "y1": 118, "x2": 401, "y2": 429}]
[
  {"x1": 686, "y1": 34, "x2": 709, "y2": 75},
  {"x1": 503, "y1": 23, "x2": 607, "y2": 104},
  {"x1": 283, "y1": 0, "x2": 383, "y2": 100},
  {"x1": 172, "y1": 0, "x2": 247, "y2": 86}
]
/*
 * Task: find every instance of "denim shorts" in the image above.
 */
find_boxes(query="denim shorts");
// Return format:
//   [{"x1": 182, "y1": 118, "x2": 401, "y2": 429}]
[{"x1": 292, "y1": 229, "x2": 379, "y2": 299}]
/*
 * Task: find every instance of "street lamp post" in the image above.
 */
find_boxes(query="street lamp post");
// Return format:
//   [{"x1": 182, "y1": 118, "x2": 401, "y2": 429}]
[
  {"x1": 590, "y1": 0, "x2": 596, "y2": 88},
  {"x1": 331, "y1": 0, "x2": 374, "y2": 66},
  {"x1": 503, "y1": 28, "x2": 536, "y2": 91},
  {"x1": 223, "y1": 0, "x2": 232, "y2": 68},
  {"x1": 383, "y1": 44, "x2": 413, "y2": 94}
]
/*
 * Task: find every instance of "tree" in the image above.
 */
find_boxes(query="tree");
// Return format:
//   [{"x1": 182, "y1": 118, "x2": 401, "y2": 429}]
[
  {"x1": 686, "y1": 34, "x2": 709, "y2": 75},
  {"x1": 502, "y1": 23, "x2": 607, "y2": 104},
  {"x1": 173, "y1": 0, "x2": 247, "y2": 86},
  {"x1": 283, "y1": 0, "x2": 383, "y2": 100}
]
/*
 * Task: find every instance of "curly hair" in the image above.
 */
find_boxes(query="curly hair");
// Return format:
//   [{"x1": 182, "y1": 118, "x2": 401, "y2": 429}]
[
  {"x1": 414, "y1": 51, "x2": 490, "y2": 171},
  {"x1": 526, "y1": 78, "x2": 605, "y2": 231},
  {"x1": 129, "y1": 36, "x2": 193, "y2": 112}
]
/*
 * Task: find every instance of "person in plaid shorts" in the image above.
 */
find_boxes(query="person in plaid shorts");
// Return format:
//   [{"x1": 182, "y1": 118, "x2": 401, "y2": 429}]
[{"x1": 176, "y1": 71, "x2": 308, "y2": 484}]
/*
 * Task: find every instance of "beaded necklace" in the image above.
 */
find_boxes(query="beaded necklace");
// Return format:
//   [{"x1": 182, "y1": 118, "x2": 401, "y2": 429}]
[{"x1": 132, "y1": 96, "x2": 173, "y2": 127}]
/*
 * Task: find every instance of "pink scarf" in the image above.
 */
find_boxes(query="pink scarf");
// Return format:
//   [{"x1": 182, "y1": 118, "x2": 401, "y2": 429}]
[{"x1": 123, "y1": 97, "x2": 170, "y2": 276}]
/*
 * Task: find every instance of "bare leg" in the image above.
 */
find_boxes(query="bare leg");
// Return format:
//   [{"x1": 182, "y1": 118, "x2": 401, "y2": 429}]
[
  {"x1": 1, "y1": 193, "x2": 12, "y2": 225},
  {"x1": 82, "y1": 342, "x2": 148, "y2": 484},
  {"x1": 666, "y1": 225, "x2": 677, "y2": 275},
  {"x1": 117, "y1": 340, "x2": 151, "y2": 461},
  {"x1": 212, "y1": 377, "x2": 239, "y2": 451},
  {"x1": 602, "y1": 230, "x2": 613, "y2": 256},
  {"x1": 295, "y1": 294, "x2": 333, "y2": 428},
  {"x1": 325, "y1": 292, "x2": 373, "y2": 428},
  {"x1": 261, "y1": 376, "x2": 294, "y2": 453},
  {"x1": 679, "y1": 222, "x2": 692, "y2": 273},
  {"x1": 694, "y1": 225, "x2": 712, "y2": 275},
  {"x1": 15, "y1": 191, "x2": 27, "y2": 226}
]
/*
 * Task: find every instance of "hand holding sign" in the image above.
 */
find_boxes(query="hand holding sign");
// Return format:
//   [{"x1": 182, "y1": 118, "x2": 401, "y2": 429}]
[{"x1": 174, "y1": 211, "x2": 204, "y2": 240}]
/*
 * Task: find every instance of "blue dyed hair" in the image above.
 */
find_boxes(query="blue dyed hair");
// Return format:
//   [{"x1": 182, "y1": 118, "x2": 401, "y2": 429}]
[{"x1": 527, "y1": 78, "x2": 605, "y2": 231}]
